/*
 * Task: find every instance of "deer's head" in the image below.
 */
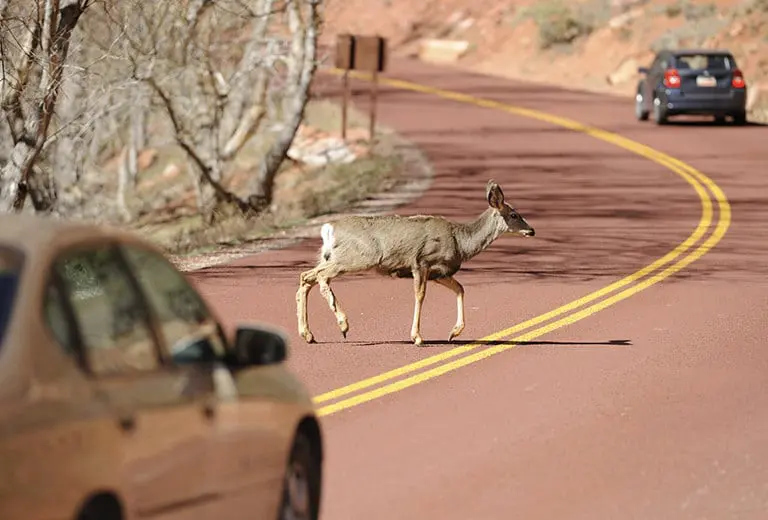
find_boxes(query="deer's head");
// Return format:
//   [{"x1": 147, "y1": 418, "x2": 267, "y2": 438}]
[{"x1": 487, "y1": 180, "x2": 535, "y2": 237}]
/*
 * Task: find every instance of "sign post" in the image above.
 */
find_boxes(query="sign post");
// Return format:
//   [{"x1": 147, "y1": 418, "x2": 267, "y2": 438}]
[
  {"x1": 333, "y1": 33, "x2": 388, "y2": 150},
  {"x1": 334, "y1": 34, "x2": 355, "y2": 140}
]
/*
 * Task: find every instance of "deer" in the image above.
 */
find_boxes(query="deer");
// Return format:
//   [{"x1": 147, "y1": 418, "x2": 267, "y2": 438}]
[{"x1": 295, "y1": 179, "x2": 535, "y2": 346}]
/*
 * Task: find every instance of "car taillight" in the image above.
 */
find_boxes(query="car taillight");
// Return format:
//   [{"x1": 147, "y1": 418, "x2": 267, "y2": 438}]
[
  {"x1": 732, "y1": 69, "x2": 745, "y2": 88},
  {"x1": 663, "y1": 68, "x2": 681, "y2": 88}
]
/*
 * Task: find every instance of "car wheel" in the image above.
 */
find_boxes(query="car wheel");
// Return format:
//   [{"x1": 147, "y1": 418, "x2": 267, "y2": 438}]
[
  {"x1": 653, "y1": 97, "x2": 668, "y2": 125},
  {"x1": 732, "y1": 111, "x2": 747, "y2": 125},
  {"x1": 278, "y1": 430, "x2": 321, "y2": 520},
  {"x1": 635, "y1": 91, "x2": 649, "y2": 121}
]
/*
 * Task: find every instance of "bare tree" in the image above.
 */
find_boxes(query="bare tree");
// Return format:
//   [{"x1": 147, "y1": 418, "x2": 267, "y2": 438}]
[
  {"x1": 0, "y1": 0, "x2": 92, "y2": 213},
  {"x1": 109, "y1": 0, "x2": 323, "y2": 222}
]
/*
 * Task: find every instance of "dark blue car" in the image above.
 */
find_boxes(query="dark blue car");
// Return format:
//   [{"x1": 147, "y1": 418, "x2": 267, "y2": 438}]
[{"x1": 635, "y1": 49, "x2": 748, "y2": 125}]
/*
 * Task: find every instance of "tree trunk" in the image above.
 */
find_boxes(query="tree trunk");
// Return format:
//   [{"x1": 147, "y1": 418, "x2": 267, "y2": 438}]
[
  {"x1": 128, "y1": 87, "x2": 147, "y2": 186},
  {"x1": 246, "y1": 0, "x2": 319, "y2": 211},
  {"x1": 0, "y1": 0, "x2": 88, "y2": 213},
  {"x1": 27, "y1": 165, "x2": 57, "y2": 212},
  {"x1": 116, "y1": 147, "x2": 132, "y2": 221}
]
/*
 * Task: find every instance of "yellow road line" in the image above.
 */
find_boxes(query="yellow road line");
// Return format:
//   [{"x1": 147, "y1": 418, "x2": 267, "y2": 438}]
[{"x1": 312, "y1": 69, "x2": 730, "y2": 415}]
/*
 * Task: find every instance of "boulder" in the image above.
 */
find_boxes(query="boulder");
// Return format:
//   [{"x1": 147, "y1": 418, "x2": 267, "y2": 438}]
[{"x1": 417, "y1": 39, "x2": 471, "y2": 64}]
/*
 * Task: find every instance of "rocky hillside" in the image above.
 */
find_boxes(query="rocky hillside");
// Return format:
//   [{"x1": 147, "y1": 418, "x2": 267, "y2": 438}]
[{"x1": 321, "y1": 0, "x2": 768, "y2": 121}]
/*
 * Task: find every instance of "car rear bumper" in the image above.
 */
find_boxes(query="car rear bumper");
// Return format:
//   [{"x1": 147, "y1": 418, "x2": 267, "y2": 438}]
[{"x1": 663, "y1": 89, "x2": 747, "y2": 115}]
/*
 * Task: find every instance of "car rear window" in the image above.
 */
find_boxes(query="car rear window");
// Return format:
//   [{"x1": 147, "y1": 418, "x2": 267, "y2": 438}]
[
  {"x1": 0, "y1": 247, "x2": 24, "y2": 347},
  {"x1": 675, "y1": 53, "x2": 734, "y2": 71}
]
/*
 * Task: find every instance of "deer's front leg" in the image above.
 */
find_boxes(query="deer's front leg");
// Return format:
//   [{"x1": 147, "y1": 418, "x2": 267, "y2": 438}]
[
  {"x1": 410, "y1": 267, "x2": 428, "y2": 346},
  {"x1": 435, "y1": 276, "x2": 465, "y2": 341},
  {"x1": 296, "y1": 269, "x2": 318, "y2": 343},
  {"x1": 319, "y1": 278, "x2": 349, "y2": 339}
]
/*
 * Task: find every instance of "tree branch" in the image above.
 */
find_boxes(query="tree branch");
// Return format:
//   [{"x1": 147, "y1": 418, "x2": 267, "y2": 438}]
[{"x1": 144, "y1": 74, "x2": 249, "y2": 213}]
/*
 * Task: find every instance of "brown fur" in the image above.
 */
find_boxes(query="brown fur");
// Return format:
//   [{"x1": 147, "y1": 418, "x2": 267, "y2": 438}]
[{"x1": 296, "y1": 179, "x2": 535, "y2": 345}]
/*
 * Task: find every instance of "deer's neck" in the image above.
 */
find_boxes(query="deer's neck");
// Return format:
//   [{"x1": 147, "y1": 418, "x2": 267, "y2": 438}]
[{"x1": 456, "y1": 208, "x2": 504, "y2": 261}]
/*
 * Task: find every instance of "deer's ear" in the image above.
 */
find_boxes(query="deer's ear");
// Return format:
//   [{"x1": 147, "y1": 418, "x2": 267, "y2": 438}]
[{"x1": 486, "y1": 180, "x2": 505, "y2": 209}]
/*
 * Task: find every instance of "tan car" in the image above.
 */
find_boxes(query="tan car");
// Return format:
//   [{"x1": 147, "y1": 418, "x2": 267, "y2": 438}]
[{"x1": 0, "y1": 215, "x2": 323, "y2": 520}]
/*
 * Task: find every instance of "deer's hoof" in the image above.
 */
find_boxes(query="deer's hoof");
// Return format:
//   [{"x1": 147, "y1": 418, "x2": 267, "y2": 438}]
[
  {"x1": 412, "y1": 335, "x2": 424, "y2": 346},
  {"x1": 301, "y1": 331, "x2": 316, "y2": 344},
  {"x1": 448, "y1": 325, "x2": 464, "y2": 341},
  {"x1": 338, "y1": 318, "x2": 349, "y2": 339}
]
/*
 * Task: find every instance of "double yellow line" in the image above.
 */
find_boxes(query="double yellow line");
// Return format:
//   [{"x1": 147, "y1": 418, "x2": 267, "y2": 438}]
[{"x1": 312, "y1": 69, "x2": 731, "y2": 417}]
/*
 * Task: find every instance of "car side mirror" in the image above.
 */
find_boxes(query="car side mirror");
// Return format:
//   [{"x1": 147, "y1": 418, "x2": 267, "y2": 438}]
[
  {"x1": 638, "y1": 66, "x2": 649, "y2": 74},
  {"x1": 231, "y1": 323, "x2": 289, "y2": 367}
]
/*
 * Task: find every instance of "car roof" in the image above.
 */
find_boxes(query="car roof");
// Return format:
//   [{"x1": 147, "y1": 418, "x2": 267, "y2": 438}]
[
  {"x1": 671, "y1": 48, "x2": 734, "y2": 56},
  {"x1": 0, "y1": 214, "x2": 156, "y2": 255}
]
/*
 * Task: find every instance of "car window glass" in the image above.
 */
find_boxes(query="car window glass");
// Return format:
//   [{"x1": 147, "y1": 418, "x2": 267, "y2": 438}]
[
  {"x1": 121, "y1": 245, "x2": 227, "y2": 365},
  {"x1": 0, "y1": 247, "x2": 23, "y2": 347},
  {"x1": 54, "y1": 245, "x2": 159, "y2": 376}
]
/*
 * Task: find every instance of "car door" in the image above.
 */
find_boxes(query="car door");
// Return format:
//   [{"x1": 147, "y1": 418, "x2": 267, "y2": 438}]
[
  {"x1": 49, "y1": 241, "x2": 219, "y2": 519},
  {"x1": 118, "y1": 243, "x2": 288, "y2": 519}
]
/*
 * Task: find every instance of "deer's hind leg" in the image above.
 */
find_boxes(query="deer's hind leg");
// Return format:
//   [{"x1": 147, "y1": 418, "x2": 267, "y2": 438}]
[
  {"x1": 297, "y1": 267, "x2": 320, "y2": 343},
  {"x1": 434, "y1": 276, "x2": 465, "y2": 341},
  {"x1": 297, "y1": 261, "x2": 349, "y2": 343}
]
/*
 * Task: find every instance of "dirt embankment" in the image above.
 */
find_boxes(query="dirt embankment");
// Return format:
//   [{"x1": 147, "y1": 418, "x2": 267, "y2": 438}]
[{"x1": 321, "y1": 0, "x2": 768, "y2": 122}]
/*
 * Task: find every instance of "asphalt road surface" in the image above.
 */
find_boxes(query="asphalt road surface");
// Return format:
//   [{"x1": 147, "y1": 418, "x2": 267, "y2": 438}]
[{"x1": 189, "y1": 59, "x2": 768, "y2": 520}]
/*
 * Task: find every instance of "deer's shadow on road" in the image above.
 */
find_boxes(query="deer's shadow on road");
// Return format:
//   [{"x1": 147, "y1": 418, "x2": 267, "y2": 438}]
[{"x1": 322, "y1": 338, "x2": 632, "y2": 348}]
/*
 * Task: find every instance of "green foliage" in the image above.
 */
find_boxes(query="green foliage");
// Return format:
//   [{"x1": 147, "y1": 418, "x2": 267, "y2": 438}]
[
  {"x1": 738, "y1": 0, "x2": 768, "y2": 15},
  {"x1": 521, "y1": 0, "x2": 612, "y2": 50},
  {"x1": 663, "y1": 0, "x2": 718, "y2": 20},
  {"x1": 649, "y1": 17, "x2": 728, "y2": 52},
  {"x1": 665, "y1": 2, "x2": 683, "y2": 17}
]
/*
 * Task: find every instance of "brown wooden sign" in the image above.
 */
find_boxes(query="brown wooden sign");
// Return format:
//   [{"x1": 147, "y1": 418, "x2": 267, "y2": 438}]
[
  {"x1": 353, "y1": 35, "x2": 387, "y2": 72},
  {"x1": 334, "y1": 34, "x2": 387, "y2": 72},
  {"x1": 334, "y1": 33, "x2": 356, "y2": 70}
]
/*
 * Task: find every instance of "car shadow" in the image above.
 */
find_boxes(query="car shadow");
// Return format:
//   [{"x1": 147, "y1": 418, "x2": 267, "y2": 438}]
[{"x1": 661, "y1": 119, "x2": 767, "y2": 127}]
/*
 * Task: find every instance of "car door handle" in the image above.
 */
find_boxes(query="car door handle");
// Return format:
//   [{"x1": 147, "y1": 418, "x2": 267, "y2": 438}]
[
  {"x1": 202, "y1": 402, "x2": 216, "y2": 420},
  {"x1": 118, "y1": 414, "x2": 136, "y2": 432}
]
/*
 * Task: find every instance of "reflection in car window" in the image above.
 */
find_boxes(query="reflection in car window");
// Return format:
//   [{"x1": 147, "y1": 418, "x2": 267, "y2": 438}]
[
  {"x1": 0, "y1": 247, "x2": 23, "y2": 347},
  {"x1": 43, "y1": 281, "x2": 78, "y2": 356},
  {"x1": 121, "y1": 245, "x2": 227, "y2": 365},
  {"x1": 676, "y1": 54, "x2": 731, "y2": 71},
  {"x1": 54, "y1": 245, "x2": 159, "y2": 375}
]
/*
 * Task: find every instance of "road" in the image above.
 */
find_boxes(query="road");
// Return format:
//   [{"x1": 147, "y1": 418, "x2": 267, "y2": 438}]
[{"x1": 189, "y1": 59, "x2": 768, "y2": 519}]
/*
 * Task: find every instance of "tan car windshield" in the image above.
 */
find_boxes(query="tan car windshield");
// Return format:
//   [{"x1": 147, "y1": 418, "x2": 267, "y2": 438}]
[{"x1": 0, "y1": 247, "x2": 23, "y2": 346}]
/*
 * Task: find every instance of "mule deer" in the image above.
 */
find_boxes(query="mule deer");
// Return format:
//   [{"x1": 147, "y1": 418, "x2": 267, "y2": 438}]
[{"x1": 295, "y1": 179, "x2": 535, "y2": 345}]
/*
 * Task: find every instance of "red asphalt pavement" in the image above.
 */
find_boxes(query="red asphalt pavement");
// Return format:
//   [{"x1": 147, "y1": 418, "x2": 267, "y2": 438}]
[{"x1": 190, "y1": 59, "x2": 768, "y2": 519}]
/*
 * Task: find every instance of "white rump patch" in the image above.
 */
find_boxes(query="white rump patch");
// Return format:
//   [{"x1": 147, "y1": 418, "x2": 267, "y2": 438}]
[{"x1": 320, "y1": 223, "x2": 335, "y2": 259}]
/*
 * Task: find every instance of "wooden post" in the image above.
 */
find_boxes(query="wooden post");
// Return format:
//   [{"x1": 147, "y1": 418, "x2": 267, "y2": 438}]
[
  {"x1": 341, "y1": 69, "x2": 350, "y2": 140},
  {"x1": 335, "y1": 33, "x2": 355, "y2": 141},
  {"x1": 334, "y1": 33, "x2": 387, "y2": 151},
  {"x1": 369, "y1": 68, "x2": 379, "y2": 151}
]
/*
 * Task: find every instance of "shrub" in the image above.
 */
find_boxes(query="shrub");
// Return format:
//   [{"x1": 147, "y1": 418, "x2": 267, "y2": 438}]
[
  {"x1": 682, "y1": 2, "x2": 716, "y2": 20},
  {"x1": 524, "y1": 0, "x2": 611, "y2": 50}
]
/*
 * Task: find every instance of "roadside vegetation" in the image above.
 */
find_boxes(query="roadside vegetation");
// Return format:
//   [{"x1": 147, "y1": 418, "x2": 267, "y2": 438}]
[{"x1": 0, "y1": 0, "x2": 409, "y2": 257}]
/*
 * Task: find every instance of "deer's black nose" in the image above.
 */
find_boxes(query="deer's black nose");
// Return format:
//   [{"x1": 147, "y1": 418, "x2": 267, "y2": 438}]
[{"x1": 522, "y1": 228, "x2": 535, "y2": 237}]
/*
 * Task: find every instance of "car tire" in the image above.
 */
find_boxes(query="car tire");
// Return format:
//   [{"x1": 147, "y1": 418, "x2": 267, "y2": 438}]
[
  {"x1": 635, "y1": 91, "x2": 649, "y2": 121},
  {"x1": 653, "y1": 97, "x2": 668, "y2": 125},
  {"x1": 277, "y1": 430, "x2": 321, "y2": 520},
  {"x1": 732, "y1": 111, "x2": 747, "y2": 126}
]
